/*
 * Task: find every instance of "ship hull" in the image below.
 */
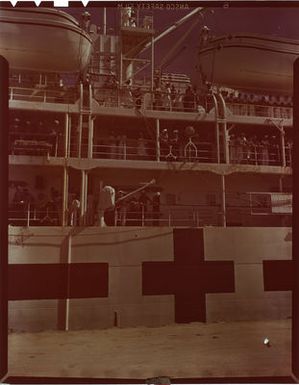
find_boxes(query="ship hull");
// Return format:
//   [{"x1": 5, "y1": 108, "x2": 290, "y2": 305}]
[
  {"x1": 0, "y1": 8, "x2": 92, "y2": 73},
  {"x1": 196, "y1": 34, "x2": 299, "y2": 94},
  {"x1": 8, "y1": 226, "x2": 291, "y2": 332}
]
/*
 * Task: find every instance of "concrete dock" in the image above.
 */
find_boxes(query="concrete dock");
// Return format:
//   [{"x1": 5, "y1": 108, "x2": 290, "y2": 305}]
[{"x1": 8, "y1": 319, "x2": 291, "y2": 379}]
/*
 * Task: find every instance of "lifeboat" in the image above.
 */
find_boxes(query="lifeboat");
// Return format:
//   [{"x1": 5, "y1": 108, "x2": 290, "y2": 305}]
[
  {"x1": 0, "y1": 7, "x2": 92, "y2": 73},
  {"x1": 195, "y1": 34, "x2": 299, "y2": 94}
]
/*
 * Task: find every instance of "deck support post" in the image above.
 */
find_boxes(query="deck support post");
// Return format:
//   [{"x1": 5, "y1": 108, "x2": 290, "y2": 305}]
[
  {"x1": 212, "y1": 93, "x2": 220, "y2": 163},
  {"x1": 80, "y1": 170, "x2": 88, "y2": 225},
  {"x1": 88, "y1": 116, "x2": 94, "y2": 159},
  {"x1": 217, "y1": 93, "x2": 229, "y2": 164},
  {"x1": 220, "y1": 174, "x2": 227, "y2": 227},
  {"x1": 62, "y1": 166, "x2": 69, "y2": 227},
  {"x1": 280, "y1": 127, "x2": 286, "y2": 167},
  {"x1": 64, "y1": 113, "x2": 69, "y2": 158},
  {"x1": 156, "y1": 119, "x2": 160, "y2": 161}
]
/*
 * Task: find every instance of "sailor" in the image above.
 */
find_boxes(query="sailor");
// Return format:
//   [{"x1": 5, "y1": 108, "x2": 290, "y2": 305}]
[
  {"x1": 70, "y1": 196, "x2": 80, "y2": 226},
  {"x1": 199, "y1": 26, "x2": 210, "y2": 47},
  {"x1": 115, "y1": 190, "x2": 127, "y2": 226},
  {"x1": 122, "y1": 7, "x2": 131, "y2": 27},
  {"x1": 97, "y1": 185, "x2": 116, "y2": 226},
  {"x1": 152, "y1": 192, "x2": 161, "y2": 226},
  {"x1": 139, "y1": 190, "x2": 152, "y2": 225},
  {"x1": 81, "y1": 11, "x2": 91, "y2": 32}
]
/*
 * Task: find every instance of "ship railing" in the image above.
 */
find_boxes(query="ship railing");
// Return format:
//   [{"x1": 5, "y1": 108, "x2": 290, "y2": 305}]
[
  {"x1": 9, "y1": 131, "x2": 62, "y2": 157},
  {"x1": 91, "y1": 139, "x2": 289, "y2": 166},
  {"x1": 8, "y1": 202, "x2": 218, "y2": 228},
  {"x1": 120, "y1": 9, "x2": 153, "y2": 29},
  {"x1": 111, "y1": 196, "x2": 290, "y2": 227},
  {"x1": 8, "y1": 129, "x2": 292, "y2": 167},
  {"x1": 91, "y1": 137, "x2": 216, "y2": 163},
  {"x1": 114, "y1": 204, "x2": 219, "y2": 227},
  {"x1": 92, "y1": 139, "x2": 157, "y2": 161},
  {"x1": 9, "y1": 86, "x2": 78, "y2": 104},
  {"x1": 93, "y1": 87, "x2": 202, "y2": 113},
  {"x1": 8, "y1": 195, "x2": 291, "y2": 227},
  {"x1": 225, "y1": 191, "x2": 292, "y2": 222},
  {"x1": 9, "y1": 204, "x2": 61, "y2": 227},
  {"x1": 93, "y1": 87, "x2": 293, "y2": 119},
  {"x1": 121, "y1": 15, "x2": 153, "y2": 30},
  {"x1": 229, "y1": 143, "x2": 284, "y2": 166},
  {"x1": 226, "y1": 102, "x2": 292, "y2": 119}
]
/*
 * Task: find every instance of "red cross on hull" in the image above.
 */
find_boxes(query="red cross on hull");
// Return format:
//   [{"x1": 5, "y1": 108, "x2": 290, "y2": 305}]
[
  {"x1": 263, "y1": 260, "x2": 294, "y2": 291},
  {"x1": 8, "y1": 263, "x2": 109, "y2": 300},
  {"x1": 142, "y1": 228, "x2": 235, "y2": 323}
]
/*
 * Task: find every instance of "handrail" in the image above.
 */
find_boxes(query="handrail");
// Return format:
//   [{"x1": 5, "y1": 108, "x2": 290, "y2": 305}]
[
  {"x1": 9, "y1": 85, "x2": 79, "y2": 104},
  {"x1": 9, "y1": 194, "x2": 291, "y2": 228},
  {"x1": 8, "y1": 83, "x2": 293, "y2": 120},
  {"x1": 226, "y1": 102, "x2": 292, "y2": 119},
  {"x1": 9, "y1": 129, "x2": 291, "y2": 166}
]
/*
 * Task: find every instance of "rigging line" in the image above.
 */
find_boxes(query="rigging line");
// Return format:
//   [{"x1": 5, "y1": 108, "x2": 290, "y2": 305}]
[{"x1": 210, "y1": 45, "x2": 217, "y2": 86}]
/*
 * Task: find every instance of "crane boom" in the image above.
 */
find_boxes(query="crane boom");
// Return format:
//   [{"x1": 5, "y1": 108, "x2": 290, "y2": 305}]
[{"x1": 142, "y1": 7, "x2": 205, "y2": 52}]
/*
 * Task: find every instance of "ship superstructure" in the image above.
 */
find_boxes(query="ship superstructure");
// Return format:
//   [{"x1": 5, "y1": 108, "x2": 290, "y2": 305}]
[
  {"x1": 6, "y1": 6, "x2": 293, "y2": 229},
  {"x1": 5, "y1": 6, "x2": 294, "y2": 333}
]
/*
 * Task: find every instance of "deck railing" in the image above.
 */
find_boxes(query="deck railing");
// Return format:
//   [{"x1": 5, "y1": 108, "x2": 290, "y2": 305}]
[
  {"x1": 9, "y1": 131, "x2": 292, "y2": 167},
  {"x1": 91, "y1": 137, "x2": 216, "y2": 163},
  {"x1": 8, "y1": 194, "x2": 291, "y2": 228},
  {"x1": 8, "y1": 83, "x2": 293, "y2": 121},
  {"x1": 226, "y1": 102, "x2": 292, "y2": 120},
  {"x1": 9, "y1": 131, "x2": 62, "y2": 157},
  {"x1": 9, "y1": 86, "x2": 78, "y2": 104}
]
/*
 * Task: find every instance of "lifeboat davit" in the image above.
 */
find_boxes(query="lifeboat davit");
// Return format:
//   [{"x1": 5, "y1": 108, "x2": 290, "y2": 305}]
[
  {"x1": 196, "y1": 34, "x2": 299, "y2": 94},
  {"x1": 0, "y1": 7, "x2": 92, "y2": 73}
]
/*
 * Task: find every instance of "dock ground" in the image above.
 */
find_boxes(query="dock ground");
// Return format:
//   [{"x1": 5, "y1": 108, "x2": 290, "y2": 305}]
[{"x1": 8, "y1": 319, "x2": 291, "y2": 379}]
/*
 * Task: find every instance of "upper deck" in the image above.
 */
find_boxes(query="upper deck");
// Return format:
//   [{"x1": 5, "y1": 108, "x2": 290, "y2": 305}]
[
  {"x1": 6, "y1": 6, "x2": 295, "y2": 229},
  {"x1": 8, "y1": 80, "x2": 293, "y2": 173}
]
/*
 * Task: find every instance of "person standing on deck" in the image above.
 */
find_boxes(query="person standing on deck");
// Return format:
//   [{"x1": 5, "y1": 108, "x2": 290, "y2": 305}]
[
  {"x1": 152, "y1": 192, "x2": 161, "y2": 226},
  {"x1": 97, "y1": 185, "x2": 115, "y2": 226}
]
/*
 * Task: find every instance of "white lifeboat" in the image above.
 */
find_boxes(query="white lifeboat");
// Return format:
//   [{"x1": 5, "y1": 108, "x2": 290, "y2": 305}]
[
  {"x1": 0, "y1": 7, "x2": 92, "y2": 73},
  {"x1": 195, "y1": 34, "x2": 299, "y2": 94}
]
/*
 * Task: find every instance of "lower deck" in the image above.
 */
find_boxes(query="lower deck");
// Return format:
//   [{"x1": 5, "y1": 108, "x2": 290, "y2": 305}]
[{"x1": 9, "y1": 165, "x2": 292, "y2": 228}]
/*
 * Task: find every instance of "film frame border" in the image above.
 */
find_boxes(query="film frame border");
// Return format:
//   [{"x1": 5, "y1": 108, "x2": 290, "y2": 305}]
[{"x1": 0, "y1": 0, "x2": 298, "y2": 382}]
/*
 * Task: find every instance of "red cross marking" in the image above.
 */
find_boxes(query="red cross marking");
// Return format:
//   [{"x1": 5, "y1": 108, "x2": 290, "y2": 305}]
[
  {"x1": 263, "y1": 260, "x2": 294, "y2": 291},
  {"x1": 142, "y1": 228, "x2": 235, "y2": 323},
  {"x1": 8, "y1": 263, "x2": 109, "y2": 300}
]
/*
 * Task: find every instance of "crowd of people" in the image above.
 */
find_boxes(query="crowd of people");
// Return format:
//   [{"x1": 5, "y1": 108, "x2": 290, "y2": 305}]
[
  {"x1": 223, "y1": 90, "x2": 293, "y2": 108},
  {"x1": 106, "y1": 190, "x2": 161, "y2": 226},
  {"x1": 9, "y1": 114, "x2": 293, "y2": 167},
  {"x1": 223, "y1": 90, "x2": 293, "y2": 119},
  {"x1": 93, "y1": 126, "x2": 214, "y2": 162},
  {"x1": 151, "y1": 84, "x2": 206, "y2": 113},
  {"x1": 10, "y1": 116, "x2": 63, "y2": 157},
  {"x1": 9, "y1": 182, "x2": 162, "y2": 227},
  {"x1": 10, "y1": 186, "x2": 62, "y2": 225},
  {"x1": 94, "y1": 130, "x2": 154, "y2": 160},
  {"x1": 93, "y1": 125, "x2": 292, "y2": 167},
  {"x1": 229, "y1": 133, "x2": 293, "y2": 166}
]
